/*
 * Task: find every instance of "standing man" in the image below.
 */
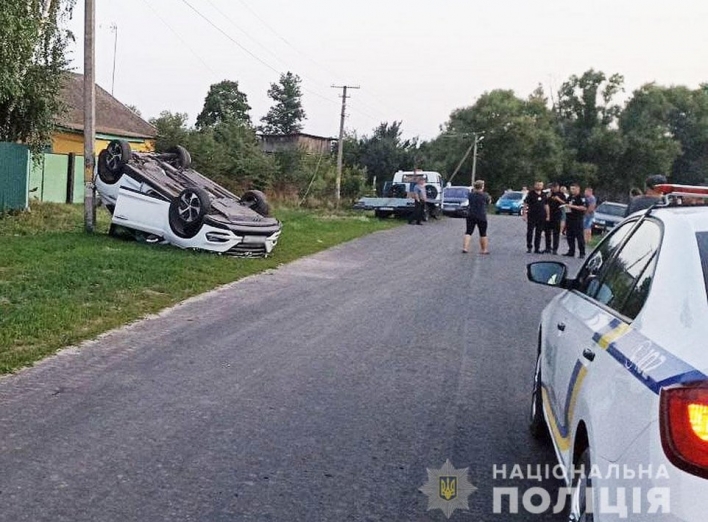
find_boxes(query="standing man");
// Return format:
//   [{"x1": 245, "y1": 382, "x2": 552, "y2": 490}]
[
  {"x1": 563, "y1": 183, "x2": 588, "y2": 259},
  {"x1": 523, "y1": 180, "x2": 550, "y2": 254},
  {"x1": 462, "y1": 180, "x2": 491, "y2": 254},
  {"x1": 624, "y1": 175, "x2": 667, "y2": 216},
  {"x1": 543, "y1": 182, "x2": 566, "y2": 254},
  {"x1": 583, "y1": 187, "x2": 597, "y2": 243},
  {"x1": 409, "y1": 177, "x2": 427, "y2": 225}
]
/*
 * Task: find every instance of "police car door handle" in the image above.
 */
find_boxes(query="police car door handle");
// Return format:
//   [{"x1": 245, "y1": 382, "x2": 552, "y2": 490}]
[
  {"x1": 557, "y1": 322, "x2": 566, "y2": 331},
  {"x1": 582, "y1": 348, "x2": 596, "y2": 362}
]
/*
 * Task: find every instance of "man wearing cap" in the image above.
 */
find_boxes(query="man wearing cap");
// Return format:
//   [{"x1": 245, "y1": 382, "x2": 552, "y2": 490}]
[{"x1": 624, "y1": 175, "x2": 668, "y2": 216}]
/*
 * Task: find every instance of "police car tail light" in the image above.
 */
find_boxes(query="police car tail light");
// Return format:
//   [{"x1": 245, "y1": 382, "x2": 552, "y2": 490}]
[{"x1": 660, "y1": 383, "x2": 708, "y2": 478}]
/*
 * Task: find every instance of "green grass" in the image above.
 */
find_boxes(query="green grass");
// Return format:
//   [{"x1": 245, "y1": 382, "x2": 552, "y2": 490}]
[{"x1": 0, "y1": 203, "x2": 400, "y2": 374}]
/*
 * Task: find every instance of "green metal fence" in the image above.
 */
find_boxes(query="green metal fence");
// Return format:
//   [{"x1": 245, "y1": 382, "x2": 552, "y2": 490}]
[{"x1": 0, "y1": 143, "x2": 30, "y2": 211}]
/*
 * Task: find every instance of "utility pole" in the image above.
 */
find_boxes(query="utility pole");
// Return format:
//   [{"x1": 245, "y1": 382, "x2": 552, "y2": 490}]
[
  {"x1": 471, "y1": 132, "x2": 484, "y2": 184},
  {"x1": 84, "y1": 0, "x2": 96, "y2": 232},
  {"x1": 331, "y1": 84, "x2": 359, "y2": 208},
  {"x1": 110, "y1": 23, "x2": 118, "y2": 96}
]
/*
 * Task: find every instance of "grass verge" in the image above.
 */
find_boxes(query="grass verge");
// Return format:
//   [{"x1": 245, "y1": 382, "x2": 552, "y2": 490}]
[{"x1": 0, "y1": 202, "x2": 400, "y2": 374}]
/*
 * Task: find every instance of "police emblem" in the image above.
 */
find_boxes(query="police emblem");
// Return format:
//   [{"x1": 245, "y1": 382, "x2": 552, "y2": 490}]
[{"x1": 419, "y1": 459, "x2": 477, "y2": 519}]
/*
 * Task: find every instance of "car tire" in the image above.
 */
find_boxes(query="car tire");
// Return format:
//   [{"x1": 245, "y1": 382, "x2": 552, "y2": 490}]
[
  {"x1": 97, "y1": 149, "x2": 122, "y2": 185},
  {"x1": 425, "y1": 184, "x2": 438, "y2": 200},
  {"x1": 495, "y1": 209, "x2": 500, "y2": 214},
  {"x1": 168, "y1": 187, "x2": 211, "y2": 238},
  {"x1": 569, "y1": 449, "x2": 594, "y2": 522},
  {"x1": 374, "y1": 209, "x2": 391, "y2": 219},
  {"x1": 103, "y1": 140, "x2": 132, "y2": 176},
  {"x1": 529, "y1": 349, "x2": 549, "y2": 441},
  {"x1": 240, "y1": 189, "x2": 270, "y2": 217},
  {"x1": 169, "y1": 145, "x2": 192, "y2": 169}
]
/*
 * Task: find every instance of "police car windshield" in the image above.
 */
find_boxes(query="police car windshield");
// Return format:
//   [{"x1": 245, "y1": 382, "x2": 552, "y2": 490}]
[{"x1": 444, "y1": 188, "x2": 470, "y2": 198}]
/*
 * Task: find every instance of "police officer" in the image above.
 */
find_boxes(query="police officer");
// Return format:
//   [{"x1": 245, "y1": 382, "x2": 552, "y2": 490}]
[
  {"x1": 408, "y1": 177, "x2": 427, "y2": 225},
  {"x1": 523, "y1": 180, "x2": 550, "y2": 253},
  {"x1": 563, "y1": 182, "x2": 588, "y2": 259},
  {"x1": 544, "y1": 182, "x2": 566, "y2": 254}
]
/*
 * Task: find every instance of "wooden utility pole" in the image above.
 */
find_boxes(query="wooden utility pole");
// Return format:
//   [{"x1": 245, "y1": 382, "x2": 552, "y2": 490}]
[
  {"x1": 331, "y1": 84, "x2": 359, "y2": 208},
  {"x1": 471, "y1": 132, "x2": 484, "y2": 184},
  {"x1": 83, "y1": 0, "x2": 96, "y2": 231}
]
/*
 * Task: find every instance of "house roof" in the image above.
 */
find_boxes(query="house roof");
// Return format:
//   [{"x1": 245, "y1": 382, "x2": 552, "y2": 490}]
[
  {"x1": 258, "y1": 132, "x2": 337, "y2": 141},
  {"x1": 56, "y1": 72, "x2": 157, "y2": 139}
]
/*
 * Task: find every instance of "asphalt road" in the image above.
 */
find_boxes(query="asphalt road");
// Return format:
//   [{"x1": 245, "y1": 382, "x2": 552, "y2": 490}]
[{"x1": 0, "y1": 214, "x2": 587, "y2": 521}]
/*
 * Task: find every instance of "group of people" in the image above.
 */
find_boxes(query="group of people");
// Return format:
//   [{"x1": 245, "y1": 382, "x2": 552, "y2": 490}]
[
  {"x1": 522, "y1": 181, "x2": 596, "y2": 259},
  {"x1": 459, "y1": 179, "x2": 597, "y2": 258}
]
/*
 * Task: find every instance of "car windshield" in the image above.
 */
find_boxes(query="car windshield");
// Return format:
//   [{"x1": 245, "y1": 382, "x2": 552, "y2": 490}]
[
  {"x1": 597, "y1": 203, "x2": 627, "y2": 216},
  {"x1": 501, "y1": 192, "x2": 523, "y2": 200},
  {"x1": 444, "y1": 188, "x2": 470, "y2": 198}
]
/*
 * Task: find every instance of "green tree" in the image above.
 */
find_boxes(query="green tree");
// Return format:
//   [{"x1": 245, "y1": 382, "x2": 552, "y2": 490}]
[
  {"x1": 554, "y1": 69, "x2": 626, "y2": 192},
  {"x1": 149, "y1": 111, "x2": 190, "y2": 152},
  {"x1": 343, "y1": 121, "x2": 416, "y2": 191},
  {"x1": 259, "y1": 72, "x2": 306, "y2": 134},
  {"x1": 195, "y1": 80, "x2": 251, "y2": 129},
  {"x1": 618, "y1": 84, "x2": 682, "y2": 192},
  {"x1": 424, "y1": 89, "x2": 563, "y2": 196},
  {"x1": 0, "y1": 0, "x2": 76, "y2": 154}
]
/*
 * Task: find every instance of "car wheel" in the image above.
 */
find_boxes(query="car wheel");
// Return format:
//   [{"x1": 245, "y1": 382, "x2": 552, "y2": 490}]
[
  {"x1": 374, "y1": 209, "x2": 391, "y2": 219},
  {"x1": 425, "y1": 184, "x2": 438, "y2": 200},
  {"x1": 240, "y1": 189, "x2": 270, "y2": 217},
  {"x1": 168, "y1": 187, "x2": 211, "y2": 238},
  {"x1": 529, "y1": 346, "x2": 549, "y2": 441},
  {"x1": 569, "y1": 449, "x2": 593, "y2": 522},
  {"x1": 103, "y1": 140, "x2": 131, "y2": 176},
  {"x1": 169, "y1": 145, "x2": 192, "y2": 169},
  {"x1": 97, "y1": 149, "x2": 122, "y2": 185},
  {"x1": 495, "y1": 209, "x2": 500, "y2": 214}
]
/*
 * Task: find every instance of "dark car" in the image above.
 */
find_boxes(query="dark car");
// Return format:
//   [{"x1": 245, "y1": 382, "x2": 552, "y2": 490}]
[
  {"x1": 441, "y1": 186, "x2": 472, "y2": 217},
  {"x1": 591, "y1": 201, "x2": 628, "y2": 234}
]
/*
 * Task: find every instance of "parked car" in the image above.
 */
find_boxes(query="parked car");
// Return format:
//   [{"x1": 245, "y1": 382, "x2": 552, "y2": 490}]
[
  {"x1": 495, "y1": 191, "x2": 524, "y2": 215},
  {"x1": 94, "y1": 140, "x2": 282, "y2": 257},
  {"x1": 441, "y1": 185, "x2": 471, "y2": 217},
  {"x1": 526, "y1": 184, "x2": 708, "y2": 521},
  {"x1": 591, "y1": 201, "x2": 627, "y2": 234}
]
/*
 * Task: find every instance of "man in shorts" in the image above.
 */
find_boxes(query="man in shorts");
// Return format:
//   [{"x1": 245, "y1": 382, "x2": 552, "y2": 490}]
[{"x1": 462, "y1": 180, "x2": 491, "y2": 254}]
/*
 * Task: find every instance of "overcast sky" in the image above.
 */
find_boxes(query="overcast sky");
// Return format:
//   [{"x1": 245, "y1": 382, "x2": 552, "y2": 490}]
[{"x1": 67, "y1": 0, "x2": 708, "y2": 141}]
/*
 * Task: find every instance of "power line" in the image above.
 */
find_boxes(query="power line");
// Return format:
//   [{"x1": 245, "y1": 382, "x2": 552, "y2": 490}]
[{"x1": 140, "y1": 0, "x2": 217, "y2": 75}]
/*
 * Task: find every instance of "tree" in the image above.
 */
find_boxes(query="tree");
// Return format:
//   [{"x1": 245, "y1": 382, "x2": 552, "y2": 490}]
[
  {"x1": 149, "y1": 111, "x2": 189, "y2": 152},
  {"x1": 260, "y1": 72, "x2": 306, "y2": 134},
  {"x1": 554, "y1": 70, "x2": 626, "y2": 192},
  {"x1": 0, "y1": 0, "x2": 76, "y2": 154},
  {"x1": 424, "y1": 89, "x2": 563, "y2": 196},
  {"x1": 196, "y1": 80, "x2": 251, "y2": 129}
]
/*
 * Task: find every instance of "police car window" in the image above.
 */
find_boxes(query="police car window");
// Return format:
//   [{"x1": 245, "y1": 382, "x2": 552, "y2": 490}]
[
  {"x1": 696, "y1": 232, "x2": 708, "y2": 301},
  {"x1": 576, "y1": 221, "x2": 635, "y2": 296},
  {"x1": 592, "y1": 221, "x2": 661, "y2": 318}
]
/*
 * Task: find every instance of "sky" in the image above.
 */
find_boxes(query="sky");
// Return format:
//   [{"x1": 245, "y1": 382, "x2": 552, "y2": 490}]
[{"x1": 66, "y1": 0, "x2": 708, "y2": 141}]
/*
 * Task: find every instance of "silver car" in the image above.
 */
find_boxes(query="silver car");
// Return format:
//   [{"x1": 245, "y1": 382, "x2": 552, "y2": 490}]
[{"x1": 591, "y1": 201, "x2": 627, "y2": 233}]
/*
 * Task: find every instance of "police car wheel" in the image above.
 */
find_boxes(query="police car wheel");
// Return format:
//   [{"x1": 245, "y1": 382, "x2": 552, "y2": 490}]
[
  {"x1": 529, "y1": 350, "x2": 548, "y2": 441},
  {"x1": 569, "y1": 449, "x2": 593, "y2": 522}
]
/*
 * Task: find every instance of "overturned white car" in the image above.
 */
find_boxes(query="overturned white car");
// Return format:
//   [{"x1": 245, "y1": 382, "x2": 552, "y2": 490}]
[{"x1": 94, "y1": 140, "x2": 282, "y2": 257}]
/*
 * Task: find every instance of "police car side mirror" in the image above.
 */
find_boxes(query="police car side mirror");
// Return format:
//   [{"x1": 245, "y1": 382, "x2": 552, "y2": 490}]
[{"x1": 527, "y1": 262, "x2": 568, "y2": 287}]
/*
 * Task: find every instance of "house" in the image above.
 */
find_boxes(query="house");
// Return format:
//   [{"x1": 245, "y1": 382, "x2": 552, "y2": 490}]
[
  {"x1": 258, "y1": 133, "x2": 336, "y2": 155},
  {"x1": 53, "y1": 72, "x2": 157, "y2": 154},
  {"x1": 0, "y1": 72, "x2": 158, "y2": 209}
]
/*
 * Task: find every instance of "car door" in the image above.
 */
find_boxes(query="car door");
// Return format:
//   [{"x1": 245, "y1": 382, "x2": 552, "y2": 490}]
[
  {"x1": 544, "y1": 221, "x2": 636, "y2": 462},
  {"x1": 579, "y1": 219, "x2": 662, "y2": 461}
]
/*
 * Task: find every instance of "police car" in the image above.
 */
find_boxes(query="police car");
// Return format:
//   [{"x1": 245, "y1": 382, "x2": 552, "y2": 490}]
[{"x1": 527, "y1": 184, "x2": 708, "y2": 521}]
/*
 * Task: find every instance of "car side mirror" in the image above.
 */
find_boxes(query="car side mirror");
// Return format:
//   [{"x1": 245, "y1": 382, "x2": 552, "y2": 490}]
[{"x1": 527, "y1": 262, "x2": 568, "y2": 287}]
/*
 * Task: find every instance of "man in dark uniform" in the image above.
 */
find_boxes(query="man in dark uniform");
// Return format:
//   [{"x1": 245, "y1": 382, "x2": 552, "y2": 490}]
[
  {"x1": 543, "y1": 182, "x2": 566, "y2": 254},
  {"x1": 523, "y1": 180, "x2": 550, "y2": 253},
  {"x1": 563, "y1": 182, "x2": 588, "y2": 259}
]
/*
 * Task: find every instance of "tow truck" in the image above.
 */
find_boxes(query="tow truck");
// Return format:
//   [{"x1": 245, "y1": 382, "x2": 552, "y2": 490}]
[{"x1": 353, "y1": 170, "x2": 444, "y2": 220}]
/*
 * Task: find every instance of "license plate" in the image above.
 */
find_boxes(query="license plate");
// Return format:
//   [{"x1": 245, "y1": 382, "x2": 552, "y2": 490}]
[{"x1": 379, "y1": 207, "x2": 394, "y2": 211}]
